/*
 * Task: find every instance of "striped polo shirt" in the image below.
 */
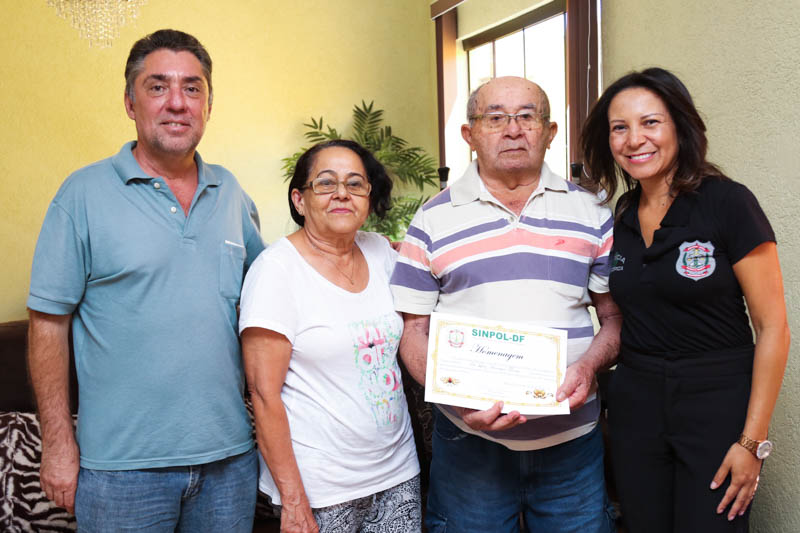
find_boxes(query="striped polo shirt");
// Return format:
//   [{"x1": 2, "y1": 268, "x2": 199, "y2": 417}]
[{"x1": 390, "y1": 160, "x2": 613, "y2": 450}]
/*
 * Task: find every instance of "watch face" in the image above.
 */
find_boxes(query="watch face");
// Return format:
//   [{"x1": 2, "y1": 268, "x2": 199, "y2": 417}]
[{"x1": 756, "y1": 440, "x2": 773, "y2": 459}]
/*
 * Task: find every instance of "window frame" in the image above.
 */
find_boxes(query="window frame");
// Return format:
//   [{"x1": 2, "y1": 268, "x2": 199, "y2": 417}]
[{"x1": 433, "y1": 0, "x2": 599, "y2": 180}]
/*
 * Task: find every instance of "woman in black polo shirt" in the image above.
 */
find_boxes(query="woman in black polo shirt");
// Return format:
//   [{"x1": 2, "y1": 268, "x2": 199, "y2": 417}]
[{"x1": 579, "y1": 67, "x2": 789, "y2": 532}]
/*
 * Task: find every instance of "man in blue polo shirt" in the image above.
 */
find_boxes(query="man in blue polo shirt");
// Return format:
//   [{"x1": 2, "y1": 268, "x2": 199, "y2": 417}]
[{"x1": 27, "y1": 29, "x2": 264, "y2": 531}]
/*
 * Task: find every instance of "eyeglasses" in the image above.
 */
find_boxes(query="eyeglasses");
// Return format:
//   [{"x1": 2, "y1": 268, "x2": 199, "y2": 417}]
[
  {"x1": 303, "y1": 176, "x2": 372, "y2": 196},
  {"x1": 469, "y1": 111, "x2": 548, "y2": 132}
]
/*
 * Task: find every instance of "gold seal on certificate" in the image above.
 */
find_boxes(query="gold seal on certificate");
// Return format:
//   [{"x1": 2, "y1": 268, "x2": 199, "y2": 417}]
[{"x1": 425, "y1": 312, "x2": 569, "y2": 415}]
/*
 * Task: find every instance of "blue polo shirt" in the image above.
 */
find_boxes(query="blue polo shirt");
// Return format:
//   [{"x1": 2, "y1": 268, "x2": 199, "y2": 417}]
[{"x1": 28, "y1": 142, "x2": 265, "y2": 470}]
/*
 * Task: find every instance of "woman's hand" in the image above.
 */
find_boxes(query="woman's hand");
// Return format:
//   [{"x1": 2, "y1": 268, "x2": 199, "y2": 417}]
[
  {"x1": 280, "y1": 498, "x2": 319, "y2": 533},
  {"x1": 710, "y1": 443, "x2": 761, "y2": 521}
]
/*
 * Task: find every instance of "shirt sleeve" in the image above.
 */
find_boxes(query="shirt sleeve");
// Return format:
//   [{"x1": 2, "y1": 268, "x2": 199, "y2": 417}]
[
  {"x1": 361, "y1": 231, "x2": 398, "y2": 281},
  {"x1": 719, "y1": 181, "x2": 776, "y2": 264},
  {"x1": 238, "y1": 249, "x2": 297, "y2": 343},
  {"x1": 27, "y1": 199, "x2": 89, "y2": 315},
  {"x1": 587, "y1": 202, "x2": 614, "y2": 294},
  {"x1": 390, "y1": 209, "x2": 440, "y2": 315},
  {"x1": 242, "y1": 191, "x2": 266, "y2": 270}
]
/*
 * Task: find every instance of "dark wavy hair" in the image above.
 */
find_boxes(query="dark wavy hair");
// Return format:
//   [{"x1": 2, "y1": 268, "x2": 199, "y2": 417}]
[
  {"x1": 125, "y1": 29, "x2": 213, "y2": 105},
  {"x1": 288, "y1": 139, "x2": 393, "y2": 227},
  {"x1": 580, "y1": 67, "x2": 726, "y2": 211}
]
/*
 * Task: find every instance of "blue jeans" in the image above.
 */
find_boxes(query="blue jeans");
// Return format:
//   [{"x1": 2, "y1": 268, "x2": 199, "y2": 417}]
[
  {"x1": 426, "y1": 410, "x2": 615, "y2": 533},
  {"x1": 75, "y1": 447, "x2": 257, "y2": 533}
]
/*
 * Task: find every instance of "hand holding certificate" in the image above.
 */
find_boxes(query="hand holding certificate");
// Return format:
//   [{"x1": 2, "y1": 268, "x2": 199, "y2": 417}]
[{"x1": 425, "y1": 312, "x2": 569, "y2": 415}]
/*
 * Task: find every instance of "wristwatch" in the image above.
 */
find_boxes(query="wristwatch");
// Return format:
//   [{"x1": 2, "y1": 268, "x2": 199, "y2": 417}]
[{"x1": 738, "y1": 434, "x2": 773, "y2": 459}]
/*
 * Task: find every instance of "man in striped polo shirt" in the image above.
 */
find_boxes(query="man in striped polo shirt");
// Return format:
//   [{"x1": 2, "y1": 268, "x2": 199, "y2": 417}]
[{"x1": 391, "y1": 76, "x2": 621, "y2": 532}]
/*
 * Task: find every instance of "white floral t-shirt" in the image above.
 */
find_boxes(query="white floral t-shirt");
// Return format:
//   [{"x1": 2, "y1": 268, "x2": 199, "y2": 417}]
[{"x1": 239, "y1": 231, "x2": 419, "y2": 508}]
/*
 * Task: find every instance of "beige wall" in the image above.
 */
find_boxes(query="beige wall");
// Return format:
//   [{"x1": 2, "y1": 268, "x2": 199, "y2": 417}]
[
  {"x1": 0, "y1": 0, "x2": 437, "y2": 322},
  {"x1": 457, "y1": 0, "x2": 551, "y2": 39},
  {"x1": 603, "y1": 1, "x2": 800, "y2": 531}
]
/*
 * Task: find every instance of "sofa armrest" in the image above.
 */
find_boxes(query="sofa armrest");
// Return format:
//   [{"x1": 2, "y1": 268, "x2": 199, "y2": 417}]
[{"x1": 0, "y1": 320, "x2": 78, "y2": 414}]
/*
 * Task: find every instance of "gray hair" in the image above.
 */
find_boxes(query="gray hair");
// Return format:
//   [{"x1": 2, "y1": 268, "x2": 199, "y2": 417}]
[
  {"x1": 467, "y1": 80, "x2": 490, "y2": 125},
  {"x1": 466, "y1": 78, "x2": 551, "y2": 125},
  {"x1": 124, "y1": 29, "x2": 213, "y2": 105}
]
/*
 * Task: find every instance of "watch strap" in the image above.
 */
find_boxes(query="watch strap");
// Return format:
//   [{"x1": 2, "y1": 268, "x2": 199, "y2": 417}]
[{"x1": 738, "y1": 434, "x2": 760, "y2": 457}]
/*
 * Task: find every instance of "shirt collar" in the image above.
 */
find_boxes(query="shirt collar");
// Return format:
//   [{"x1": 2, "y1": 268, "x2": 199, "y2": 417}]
[
  {"x1": 660, "y1": 188, "x2": 695, "y2": 227},
  {"x1": 618, "y1": 185, "x2": 697, "y2": 230},
  {"x1": 111, "y1": 141, "x2": 219, "y2": 187},
  {"x1": 450, "y1": 160, "x2": 567, "y2": 207}
]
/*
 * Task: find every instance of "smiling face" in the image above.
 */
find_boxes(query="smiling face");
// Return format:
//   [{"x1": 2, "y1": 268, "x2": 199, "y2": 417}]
[
  {"x1": 124, "y1": 49, "x2": 211, "y2": 160},
  {"x1": 608, "y1": 87, "x2": 679, "y2": 185},
  {"x1": 291, "y1": 146, "x2": 371, "y2": 238},
  {"x1": 461, "y1": 77, "x2": 557, "y2": 182}
]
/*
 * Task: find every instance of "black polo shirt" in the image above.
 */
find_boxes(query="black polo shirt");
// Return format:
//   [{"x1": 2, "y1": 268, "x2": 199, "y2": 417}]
[{"x1": 609, "y1": 177, "x2": 775, "y2": 355}]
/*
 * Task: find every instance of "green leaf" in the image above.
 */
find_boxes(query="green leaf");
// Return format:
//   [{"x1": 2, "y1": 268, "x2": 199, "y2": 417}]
[
  {"x1": 281, "y1": 150, "x2": 306, "y2": 182},
  {"x1": 283, "y1": 101, "x2": 439, "y2": 237},
  {"x1": 361, "y1": 195, "x2": 427, "y2": 241},
  {"x1": 352, "y1": 100, "x2": 384, "y2": 149}
]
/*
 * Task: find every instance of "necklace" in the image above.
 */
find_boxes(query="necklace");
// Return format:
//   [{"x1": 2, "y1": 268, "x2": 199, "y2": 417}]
[{"x1": 305, "y1": 232, "x2": 356, "y2": 285}]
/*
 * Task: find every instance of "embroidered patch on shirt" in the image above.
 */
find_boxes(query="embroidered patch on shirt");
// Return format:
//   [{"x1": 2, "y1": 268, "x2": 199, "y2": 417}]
[
  {"x1": 676, "y1": 240, "x2": 716, "y2": 281},
  {"x1": 610, "y1": 252, "x2": 625, "y2": 272}
]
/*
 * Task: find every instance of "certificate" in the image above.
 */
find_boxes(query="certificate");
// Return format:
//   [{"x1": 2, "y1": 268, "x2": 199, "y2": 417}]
[{"x1": 425, "y1": 312, "x2": 569, "y2": 415}]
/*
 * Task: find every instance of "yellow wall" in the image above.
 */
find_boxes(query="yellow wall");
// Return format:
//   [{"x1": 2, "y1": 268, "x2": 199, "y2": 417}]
[
  {"x1": 0, "y1": 0, "x2": 438, "y2": 322},
  {"x1": 603, "y1": 1, "x2": 800, "y2": 531}
]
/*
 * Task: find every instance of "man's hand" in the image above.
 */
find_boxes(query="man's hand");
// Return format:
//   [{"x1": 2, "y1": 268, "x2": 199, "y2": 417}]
[
  {"x1": 40, "y1": 436, "x2": 80, "y2": 513},
  {"x1": 456, "y1": 401, "x2": 526, "y2": 432},
  {"x1": 556, "y1": 359, "x2": 595, "y2": 409},
  {"x1": 554, "y1": 291, "x2": 621, "y2": 410}
]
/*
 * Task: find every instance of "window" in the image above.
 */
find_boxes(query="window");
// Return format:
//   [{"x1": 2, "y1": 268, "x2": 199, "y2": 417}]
[
  {"x1": 467, "y1": 15, "x2": 567, "y2": 178},
  {"x1": 433, "y1": 0, "x2": 599, "y2": 185}
]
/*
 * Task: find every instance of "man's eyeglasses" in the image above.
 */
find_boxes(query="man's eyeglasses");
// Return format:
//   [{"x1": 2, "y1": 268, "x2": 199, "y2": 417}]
[
  {"x1": 303, "y1": 176, "x2": 372, "y2": 197},
  {"x1": 469, "y1": 111, "x2": 548, "y2": 132}
]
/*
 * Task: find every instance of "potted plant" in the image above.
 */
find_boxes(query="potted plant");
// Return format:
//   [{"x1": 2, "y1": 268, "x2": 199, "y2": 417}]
[{"x1": 282, "y1": 101, "x2": 438, "y2": 240}]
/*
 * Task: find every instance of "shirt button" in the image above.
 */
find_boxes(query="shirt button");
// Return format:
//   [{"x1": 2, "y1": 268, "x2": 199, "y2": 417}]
[
  {"x1": 153, "y1": 182, "x2": 161, "y2": 189},
  {"x1": 170, "y1": 206, "x2": 177, "y2": 214}
]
